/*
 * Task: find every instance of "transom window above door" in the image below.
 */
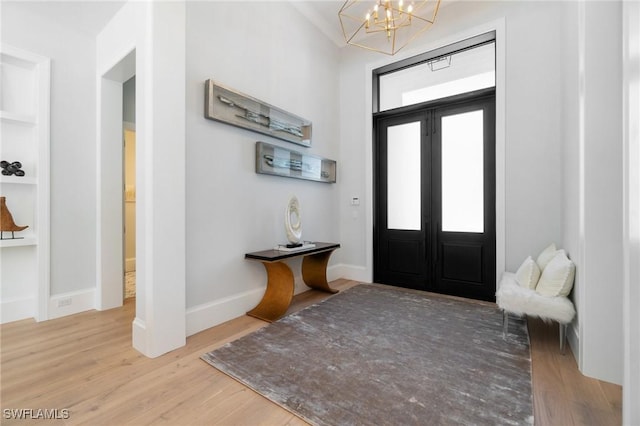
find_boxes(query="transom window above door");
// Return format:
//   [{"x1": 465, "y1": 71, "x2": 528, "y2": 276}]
[{"x1": 375, "y1": 33, "x2": 495, "y2": 112}]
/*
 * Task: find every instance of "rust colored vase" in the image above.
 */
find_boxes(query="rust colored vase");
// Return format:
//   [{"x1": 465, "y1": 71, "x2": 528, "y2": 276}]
[{"x1": 0, "y1": 196, "x2": 28, "y2": 239}]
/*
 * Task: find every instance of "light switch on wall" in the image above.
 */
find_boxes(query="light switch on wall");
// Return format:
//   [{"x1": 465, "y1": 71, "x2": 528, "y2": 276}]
[{"x1": 351, "y1": 196, "x2": 360, "y2": 206}]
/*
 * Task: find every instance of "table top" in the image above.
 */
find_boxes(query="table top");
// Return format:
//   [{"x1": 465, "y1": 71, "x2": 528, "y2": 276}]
[{"x1": 245, "y1": 242, "x2": 340, "y2": 262}]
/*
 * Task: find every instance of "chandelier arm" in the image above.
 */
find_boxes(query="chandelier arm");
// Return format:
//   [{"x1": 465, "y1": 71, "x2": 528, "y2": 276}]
[
  {"x1": 391, "y1": 22, "x2": 397, "y2": 52},
  {"x1": 345, "y1": 20, "x2": 369, "y2": 44}
]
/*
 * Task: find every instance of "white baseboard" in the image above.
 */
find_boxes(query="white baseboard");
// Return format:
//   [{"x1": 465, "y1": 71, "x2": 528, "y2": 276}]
[
  {"x1": 186, "y1": 265, "x2": 364, "y2": 337},
  {"x1": 1, "y1": 296, "x2": 35, "y2": 324},
  {"x1": 186, "y1": 287, "x2": 265, "y2": 336},
  {"x1": 568, "y1": 321, "x2": 580, "y2": 365},
  {"x1": 125, "y1": 258, "x2": 136, "y2": 272},
  {"x1": 48, "y1": 288, "x2": 95, "y2": 320},
  {"x1": 132, "y1": 316, "x2": 148, "y2": 355},
  {"x1": 330, "y1": 264, "x2": 370, "y2": 283}
]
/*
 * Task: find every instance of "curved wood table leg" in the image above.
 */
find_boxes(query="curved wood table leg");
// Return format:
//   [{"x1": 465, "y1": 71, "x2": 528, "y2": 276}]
[
  {"x1": 302, "y1": 250, "x2": 339, "y2": 294},
  {"x1": 247, "y1": 262, "x2": 294, "y2": 322}
]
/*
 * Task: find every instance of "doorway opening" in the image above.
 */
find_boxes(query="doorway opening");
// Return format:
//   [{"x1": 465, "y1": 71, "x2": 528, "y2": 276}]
[
  {"x1": 123, "y1": 77, "x2": 136, "y2": 301},
  {"x1": 98, "y1": 48, "x2": 135, "y2": 311}
]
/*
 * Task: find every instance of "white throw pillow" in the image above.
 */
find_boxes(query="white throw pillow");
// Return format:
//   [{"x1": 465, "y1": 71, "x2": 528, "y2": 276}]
[
  {"x1": 515, "y1": 256, "x2": 541, "y2": 289},
  {"x1": 536, "y1": 251, "x2": 576, "y2": 297},
  {"x1": 536, "y1": 243, "x2": 558, "y2": 271}
]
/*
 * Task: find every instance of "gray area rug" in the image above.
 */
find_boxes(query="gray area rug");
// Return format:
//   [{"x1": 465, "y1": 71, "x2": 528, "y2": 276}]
[{"x1": 202, "y1": 284, "x2": 533, "y2": 425}]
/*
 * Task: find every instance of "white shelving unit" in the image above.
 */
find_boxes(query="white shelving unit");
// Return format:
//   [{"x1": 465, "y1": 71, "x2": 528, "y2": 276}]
[{"x1": 1, "y1": 44, "x2": 50, "y2": 323}]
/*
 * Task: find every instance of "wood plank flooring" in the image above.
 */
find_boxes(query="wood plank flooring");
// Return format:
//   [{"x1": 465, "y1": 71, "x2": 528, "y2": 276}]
[{"x1": 1, "y1": 279, "x2": 621, "y2": 425}]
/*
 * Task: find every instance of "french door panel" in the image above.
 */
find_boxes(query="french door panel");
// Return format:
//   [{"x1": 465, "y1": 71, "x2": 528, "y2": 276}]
[
  {"x1": 432, "y1": 98, "x2": 496, "y2": 301},
  {"x1": 374, "y1": 112, "x2": 430, "y2": 290},
  {"x1": 374, "y1": 92, "x2": 496, "y2": 301}
]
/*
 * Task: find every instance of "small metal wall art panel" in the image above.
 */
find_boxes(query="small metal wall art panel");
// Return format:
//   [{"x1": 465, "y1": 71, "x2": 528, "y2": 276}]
[
  {"x1": 256, "y1": 142, "x2": 336, "y2": 183},
  {"x1": 205, "y1": 80, "x2": 312, "y2": 147}
]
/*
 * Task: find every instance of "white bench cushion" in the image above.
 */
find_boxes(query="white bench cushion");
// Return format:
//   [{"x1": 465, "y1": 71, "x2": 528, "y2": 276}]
[
  {"x1": 515, "y1": 256, "x2": 541, "y2": 289},
  {"x1": 536, "y1": 243, "x2": 558, "y2": 271},
  {"x1": 496, "y1": 272, "x2": 576, "y2": 324},
  {"x1": 536, "y1": 250, "x2": 576, "y2": 297}
]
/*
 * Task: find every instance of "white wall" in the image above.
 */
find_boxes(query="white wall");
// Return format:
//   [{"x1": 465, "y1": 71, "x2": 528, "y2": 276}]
[
  {"x1": 561, "y1": 0, "x2": 623, "y2": 385},
  {"x1": 622, "y1": 0, "x2": 640, "y2": 422},
  {"x1": 184, "y1": 1, "x2": 341, "y2": 335},
  {"x1": 1, "y1": 2, "x2": 97, "y2": 318},
  {"x1": 562, "y1": 1, "x2": 582, "y2": 356},
  {"x1": 581, "y1": 0, "x2": 623, "y2": 385}
]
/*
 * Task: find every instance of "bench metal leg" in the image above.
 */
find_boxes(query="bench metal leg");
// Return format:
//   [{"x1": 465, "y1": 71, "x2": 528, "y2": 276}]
[
  {"x1": 502, "y1": 310, "x2": 509, "y2": 338},
  {"x1": 559, "y1": 322, "x2": 568, "y2": 355}
]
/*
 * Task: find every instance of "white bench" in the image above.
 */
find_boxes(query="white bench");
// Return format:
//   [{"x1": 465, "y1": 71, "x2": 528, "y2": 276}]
[{"x1": 496, "y1": 272, "x2": 576, "y2": 354}]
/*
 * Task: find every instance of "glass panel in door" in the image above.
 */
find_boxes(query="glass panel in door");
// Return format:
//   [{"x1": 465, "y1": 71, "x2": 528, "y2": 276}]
[
  {"x1": 387, "y1": 122, "x2": 421, "y2": 231},
  {"x1": 441, "y1": 110, "x2": 484, "y2": 233}
]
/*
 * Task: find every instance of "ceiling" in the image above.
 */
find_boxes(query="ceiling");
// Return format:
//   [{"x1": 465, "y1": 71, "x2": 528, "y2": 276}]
[
  {"x1": 289, "y1": 1, "x2": 348, "y2": 47},
  {"x1": 7, "y1": 0, "x2": 127, "y2": 37},
  {"x1": 7, "y1": 1, "x2": 343, "y2": 44},
  {"x1": 1, "y1": 0, "x2": 345, "y2": 46},
  {"x1": 7, "y1": 1, "x2": 450, "y2": 50}
]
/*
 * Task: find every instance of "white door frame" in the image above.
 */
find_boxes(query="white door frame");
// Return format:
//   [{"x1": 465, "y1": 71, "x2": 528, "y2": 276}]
[
  {"x1": 97, "y1": 50, "x2": 135, "y2": 311},
  {"x1": 363, "y1": 19, "x2": 507, "y2": 288}
]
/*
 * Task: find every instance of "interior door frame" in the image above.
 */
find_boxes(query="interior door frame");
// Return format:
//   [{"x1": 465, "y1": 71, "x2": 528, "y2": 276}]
[{"x1": 365, "y1": 22, "x2": 506, "y2": 286}]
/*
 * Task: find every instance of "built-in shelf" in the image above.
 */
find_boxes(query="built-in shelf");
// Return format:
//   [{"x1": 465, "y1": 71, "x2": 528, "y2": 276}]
[
  {"x1": 0, "y1": 44, "x2": 50, "y2": 323},
  {"x1": 0, "y1": 235, "x2": 37, "y2": 248},
  {"x1": 0, "y1": 176, "x2": 37, "y2": 185},
  {"x1": 0, "y1": 110, "x2": 37, "y2": 125}
]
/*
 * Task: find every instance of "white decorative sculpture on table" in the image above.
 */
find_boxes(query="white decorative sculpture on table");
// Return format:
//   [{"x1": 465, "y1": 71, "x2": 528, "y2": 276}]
[{"x1": 285, "y1": 195, "x2": 302, "y2": 245}]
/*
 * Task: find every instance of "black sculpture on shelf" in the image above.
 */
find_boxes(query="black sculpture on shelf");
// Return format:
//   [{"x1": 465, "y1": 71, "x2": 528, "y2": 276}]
[{"x1": 1, "y1": 160, "x2": 25, "y2": 177}]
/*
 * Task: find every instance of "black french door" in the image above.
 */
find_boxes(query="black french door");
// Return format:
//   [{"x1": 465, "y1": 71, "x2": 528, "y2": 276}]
[{"x1": 374, "y1": 91, "x2": 496, "y2": 301}]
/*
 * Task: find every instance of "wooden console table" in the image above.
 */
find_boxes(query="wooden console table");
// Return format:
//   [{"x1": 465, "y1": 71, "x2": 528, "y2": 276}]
[{"x1": 245, "y1": 242, "x2": 340, "y2": 322}]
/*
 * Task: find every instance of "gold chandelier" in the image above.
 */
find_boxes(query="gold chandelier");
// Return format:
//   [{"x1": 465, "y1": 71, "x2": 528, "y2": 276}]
[{"x1": 338, "y1": 0, "x2": 441, "y2": 55}]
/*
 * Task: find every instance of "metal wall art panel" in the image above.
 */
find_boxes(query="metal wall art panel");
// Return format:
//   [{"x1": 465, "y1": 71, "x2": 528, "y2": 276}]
[
  {"x1": 205, "y1": 79, "x2": 312, "y2": 147},
  {"x1": 255, "y1": 142, "x2": 336, "y2": 183}
]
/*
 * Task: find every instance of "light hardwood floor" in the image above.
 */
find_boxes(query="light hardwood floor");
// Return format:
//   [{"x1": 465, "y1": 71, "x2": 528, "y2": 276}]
[{"x1": 1, "y1": 279, "x2": 621, "y2": 425}]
